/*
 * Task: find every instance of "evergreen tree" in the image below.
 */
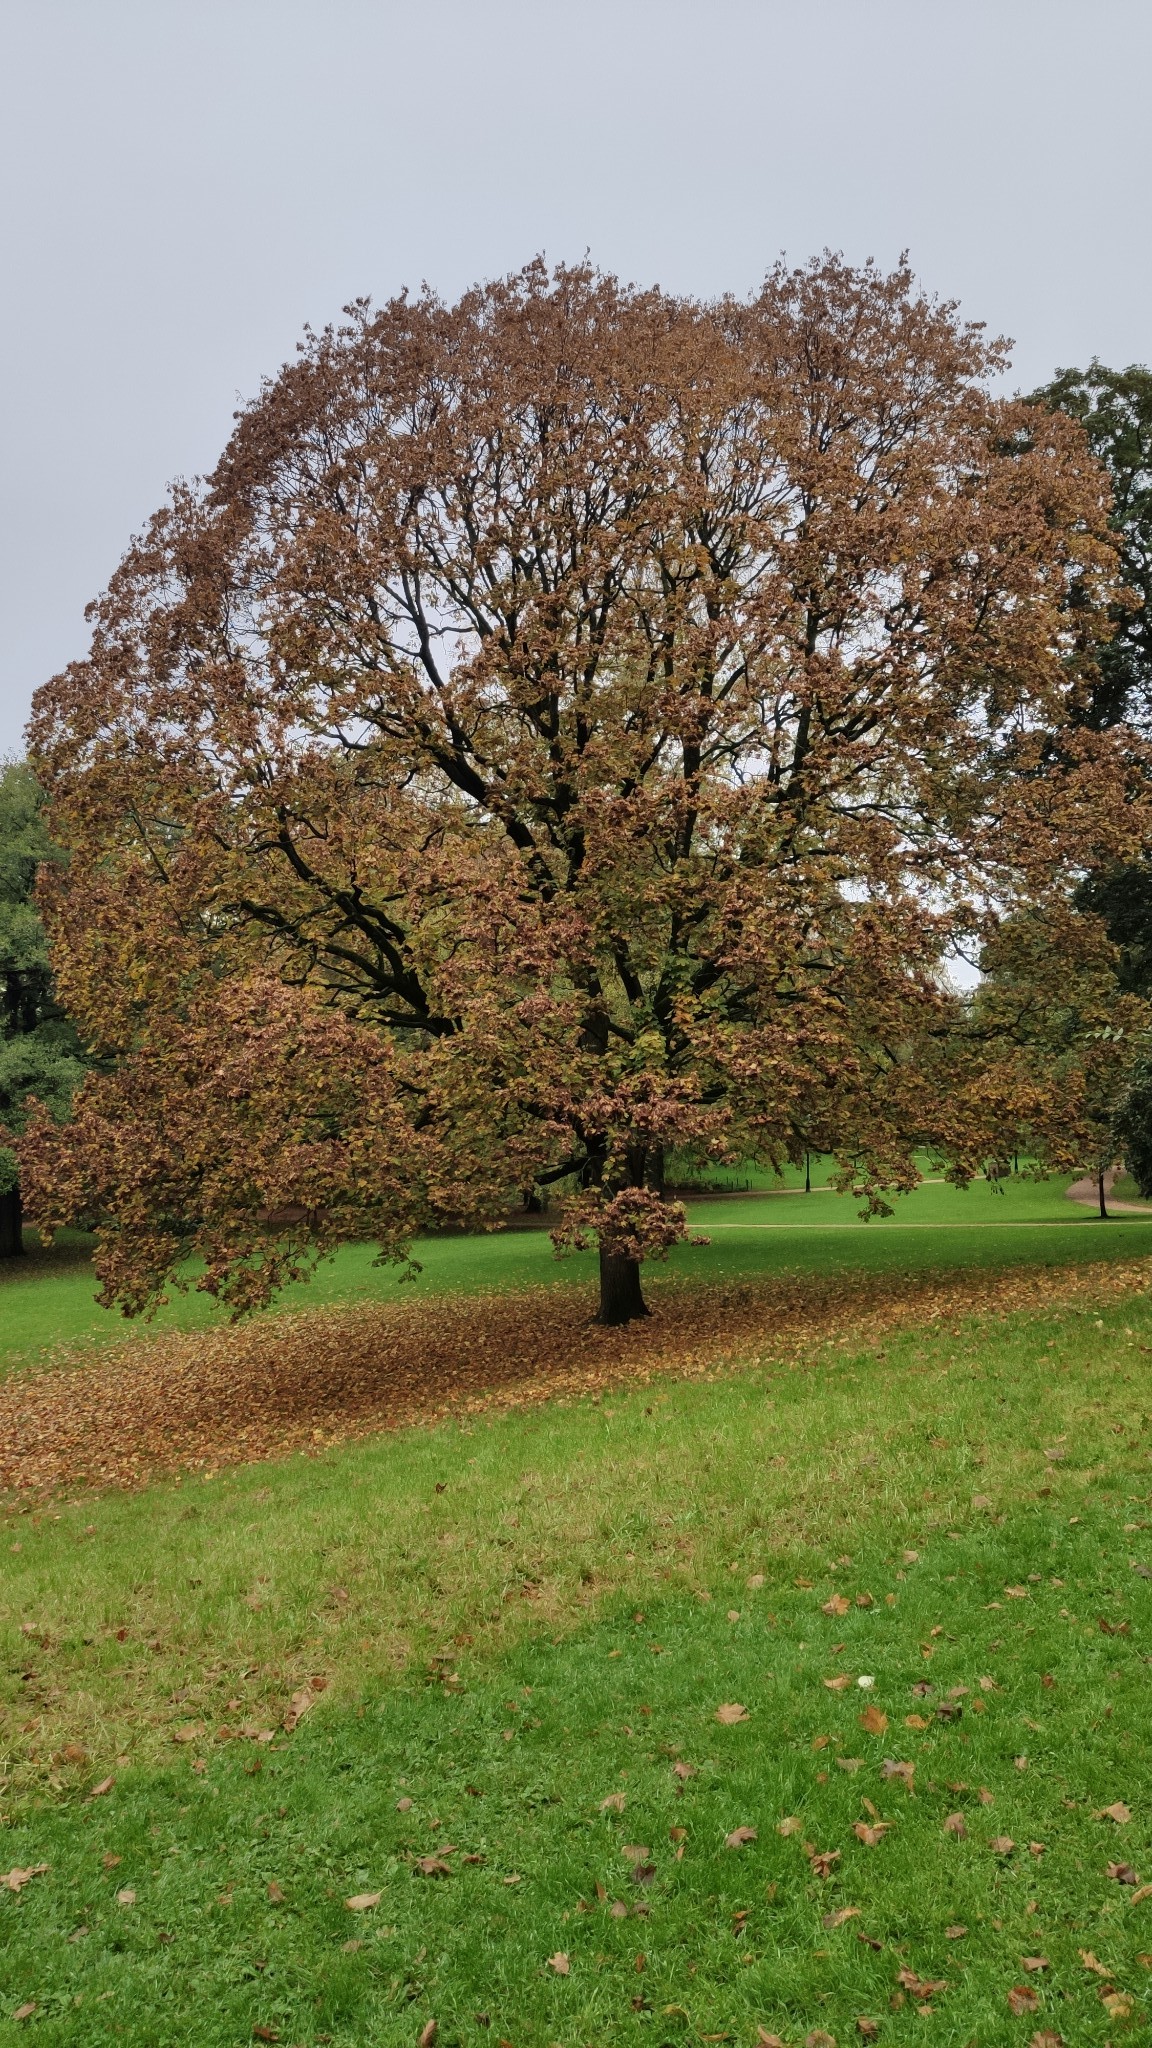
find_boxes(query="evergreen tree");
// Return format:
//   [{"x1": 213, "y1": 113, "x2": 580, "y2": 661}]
[{"x1": 0, "y1": 761, "x2": 85, "y2": 1255}]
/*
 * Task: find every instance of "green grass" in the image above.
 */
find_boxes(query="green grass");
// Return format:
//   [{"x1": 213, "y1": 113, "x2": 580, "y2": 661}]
[
  {"x1": 3, "y1": 1275, "x2": 1152, "y2": 2040},
  {"x1": 6, "y1": 1173, "x2": 1152, "y2": 1380}
]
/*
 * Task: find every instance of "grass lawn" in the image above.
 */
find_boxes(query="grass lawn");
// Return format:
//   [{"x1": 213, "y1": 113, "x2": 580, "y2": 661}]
[
  {"x1": 5, "y1": 1171, "x2": 1152, "y2": 1380},
  {"x1": 3, "y1": 1262, "x2": 1152, "y2": 2042}
]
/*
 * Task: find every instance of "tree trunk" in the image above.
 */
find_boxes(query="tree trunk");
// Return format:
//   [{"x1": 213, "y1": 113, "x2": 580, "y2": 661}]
[
  {"x1": 596, "y1": 1249, "x2": 649, "y2": 1326},
  {"x1": 1098, "y1": 1170, "x2": 1109, "y2": 1220},
  {"x1": 0, "y1": 1183, "x2": 24, "y2": 1258}
]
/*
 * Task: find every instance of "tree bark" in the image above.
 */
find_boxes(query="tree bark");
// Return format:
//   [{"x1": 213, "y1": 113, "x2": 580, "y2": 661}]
[
  {"x1": 0, "y1": 1184, "x2": 24, "y2": 1258},
  {"x1": 1098, "y1": 1170, "x2": 1109, "y2": 1220},
  {"x1": 596, "y1": 1249, "x2": 649, "y2": 1326}
]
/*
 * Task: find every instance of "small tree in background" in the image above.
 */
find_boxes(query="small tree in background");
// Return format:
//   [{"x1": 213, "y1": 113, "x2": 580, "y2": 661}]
[
  {"x1": 22, "y1": 258, "x2": 1141, "y2": 1322},
  {"x1": 0, "y1": 762, "x2": 86, "y2": 1255}
]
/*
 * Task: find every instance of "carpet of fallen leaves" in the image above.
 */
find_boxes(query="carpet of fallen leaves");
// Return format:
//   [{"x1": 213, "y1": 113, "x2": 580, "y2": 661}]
[{"x1": 1, "y1": 1254, "x2": 1149, "y2": 1498}]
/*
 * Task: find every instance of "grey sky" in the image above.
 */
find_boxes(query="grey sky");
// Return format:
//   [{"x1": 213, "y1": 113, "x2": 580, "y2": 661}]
[{"x1": 2, "y1": 0, "x2": 1150, "y2": 757}]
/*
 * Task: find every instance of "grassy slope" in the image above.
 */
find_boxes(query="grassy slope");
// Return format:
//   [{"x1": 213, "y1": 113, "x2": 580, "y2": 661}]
[
  {"x1": 5, "y1": 1173, "x2": 1152, "y2": 1378},
  {"x1": 3, "y1": 1278, "x2": 1152, "y2": 2040}
]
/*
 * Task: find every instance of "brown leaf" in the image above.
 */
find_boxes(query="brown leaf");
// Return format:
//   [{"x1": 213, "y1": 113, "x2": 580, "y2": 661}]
[
  {"x1": 396, "y1": 1796, "x2": 413, "y2": 1812},
  {"x1": 1107, "y1": 1861, "x2": 1140, "y2": 1884},
  {"x1": 283, "y1": 1685, "x2": 320, "y2": 1733},
  {"x1": 1097, "y1": 1801, "x2": 1132, "y2": 1824},
  {"x1": 419, "y1": 2025, "x2": 438, "y2": 2048},
  {"x1": 715, "y1": 1702, "x2": 749, "y2": 1724},
  {"x1": 172, "y1": 1722, "x2": 205, "y2": 1744},
  {"x1": 858, "y1": 1704, "x2": 887, "y2": 1735},
  {"x1": 856, "y1": 2023, "x2": 879, "y2": 2043},
  {"x1": 823, "y1": 1675, "x2": 853, "y2": 1691},
  {"x1": 1007, "y1": 1986, "x2": 1040, "y2": 2015},
  {"x1": 1101, "y1": 1991, "x2": 1133, "y2": 2018},
  {"x1": 990, "y1": 1836, "x2": 1016, "y2": 1855},
  {"x1": 1022, "y1": 1955, "x2": 1049, "y2": 1972},
  {"x1": 0, "y1": 1864, "x2": 48, "y2": 1892},
  {"x1": 101, "y1": 1852, "x2": 121, "y2": 1870},
  {"x1": 547, "y1": 1952, "x2": 570, "y2": 1975},
  {"x1": 621, "y1": 1845, "x2": 651, "y2": 1864},
  {"x1": 904, "y1": 1713, "x2": 929, "y2": 1730},
  {"x1": 853, "y1": 1822, "x2": 890, "y2": 1847},
  {"x1": 725, "y1": 1826, "x2": 758, "y2": 1849},
  {"x1": 805, "y1": 2034, "x2": 837, "y2": 2048},
  {"x1": 266, "y1": 1881, "x2": 286, "y2": 1904},
  {"x1": 881, "y1": 1759, "x2": 914, "y2": 1786},
  {"x1": 1079, "y1": 1949, "x2": 1110, "y2": 1976},
  {"x1": 252, "y1": 2031, "x2": 280, "y2": 2044},
  {"x1": 945, "y1": 1924, "x2": 968, "y2": 1939},
  {"x1": 599, "y1": 1793, "x2": 626, "y2": 1812},
  {"x1": 778, "y1": 1816, "x2": 803, "y2": 1836},
  {"x1": 1028, "y1": 2035, "x2": 1065, "y2": 2048},
  {"x1": 415, "y1": 1858, "x2": 452, "y2": 1878},
  {"x1": 672, "y1": 1760, "x2": 696, "y2": 1780},
  {"x1": 822, "y1": 1594, "x2": 851, "y2": 1617},
  {"x1": 808, "y1": 1849, "x2": 841, "y2": 1879},
  {"x1": 87, "y1": 1777, "x2": 115, "y2": 1800},
  {"x1": 1131, "y1": 1883, "x2": 1152, "y2": 1904},
  {"x1": 756, "y1": 2034, "x2": 787, "y2": 2047},
  {"x1": 344, "y1": 1891, "x2": 383, "y2": 1909},
  {"x1": 897, "y1": 1969, "x2": 946, "y2": 1996},
  {"x1": 116, "y1": 1887, "x2": 136, "y2": 1905},
  {"x1": 836, "y1": 1757, "x2": 863, "y2": 1773},
  {"x1": 13, "y1": 2009, "x2": 37, "y2": 2025},
  {"x1": 824, "y1": 1906, "x2": 861, "y2": 1928},
  {"x1": 942, "y1": 1812, "x2": 967, "y2": 1839}
]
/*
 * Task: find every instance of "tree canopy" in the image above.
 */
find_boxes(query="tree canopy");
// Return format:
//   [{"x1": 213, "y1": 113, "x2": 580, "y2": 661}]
[
  {"x1": 0, "y1": 762, "x2": 86, "y2": 1255},
  {"x1": 22, "y1": 258, "x2": 1142, "y2": 1321}
]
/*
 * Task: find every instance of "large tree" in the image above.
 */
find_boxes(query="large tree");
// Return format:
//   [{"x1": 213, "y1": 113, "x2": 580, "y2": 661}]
[
  {"x1": 22, "y1": 259, "x2": 1138, "y2": 1322},
  {"x1": 0, "y1": 761, "x2": 86, "y2": 1256}
]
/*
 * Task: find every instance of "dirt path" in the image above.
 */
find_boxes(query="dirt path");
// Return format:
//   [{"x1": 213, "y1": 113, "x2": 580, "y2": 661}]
[
  {"x1": 2, "y1": 1253, "x2": 1152, "y2": 1498},
  {"x1": 1066, "y1": 1168, "x2": 1152, "y2": 1215}
]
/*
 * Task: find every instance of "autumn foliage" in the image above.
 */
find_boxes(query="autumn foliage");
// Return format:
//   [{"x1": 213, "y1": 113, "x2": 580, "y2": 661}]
[{"x1": 21, "y1": 256, "x2": 1144, "y2": 1320}]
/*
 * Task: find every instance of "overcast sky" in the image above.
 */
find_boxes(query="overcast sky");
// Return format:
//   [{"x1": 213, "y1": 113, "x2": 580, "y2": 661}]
[{"x1": 2, "y1": 0, "x2": 1150, "y2": 756}]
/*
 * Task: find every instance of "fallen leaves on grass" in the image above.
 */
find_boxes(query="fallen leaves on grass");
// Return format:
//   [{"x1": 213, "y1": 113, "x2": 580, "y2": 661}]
[
  {"x1": 1101, "y1": 1992, "x2": 1133, "y2": 2019},
  {"x1": 1007, "y1": 1986, "x2": 1040, "y2": 2015},
  {"x1": 283, "y1": 1680, "x2": 326, "y2": 1733},
  {"x1": 344, "y1": 1891, "x2": 382, "y2": 1910},
  {"x1": 858, "y1": 1705, "x2": 887, "y2": 1735},
  {"x1": 1107, "y1": 1862, "x2": 1140, "y2": 1884},
  {"x1": 945, "y1": 1924, "x2": 967, "y2": 1940},
  {"x1": 942, "y1": 1812, "x2": 967, "y2": 1838},
  {"x1": 266, "y1": 1882, "x2": 286, "y2": 1904},
  {"x1": 599, "y1": 1793, "x2": 626, "y2": 1812},
  {"x1": 418, "y1": 2025, "x2": 437, "y2": 2048},
  {"x1": 823, "y1": 1675, "x2": 852, "y2": 1691},
  {"x1": 87, "y1": 1777, "x2": 114, "y2": 1799},
  {"x1": 13, "y1": 2009, "x2": 37, "y2": 2025},
  {"x1": 547, "y1": 1953, "x2": 570, "y2": 1975},
  {"x1": 881, "y1": 1760, "x2": 914, "y2": 1786},
  {"x1": 4, "y1": 1258, "x2": 1148, "y2": 1496},
  {"x1": 724, "y1": 1827, "x2": 757, "y2": 1849},
  {"x1": 715, "y1": 1703, "x2": 748, "y2": 1724},
  {"x1": 853, "y1": 1822, "x2": 889, "y2": 1847},
  {"x1": 672, "y1": 1761, "x2": 696, "y2": 1781},
  {"x1": 1029, "y1": 2035, "x2": 1064, "y2": 2048},
  {"x1": 822, "y1": 1595, "x2": 851, "y2": 1617},
  {"x1": 808, "y1": 1849, "x2": 841, "y2": 1879},
  {"x1": 1097, "y1": 1801, "x2": 1132, "y2": 1824},
  {"x1": 115, "y1": 1888, "x2": 136, "y2": 1906},
  {"x1": 415, "y1": 1857, "x2": 452, "y2": 1879},
  {"x1": 990, "y1": 1836, "x2": 1016, "y2": 1856},
  {"x1": 1, "y1": 1865, "x2": 47, "y2": 1893},
  {"x1": 778, "y1": 1817, "x2": 802, "y2": 1837},
  {"x1": 897, "y1": 1969, "x2": 946, "y2": 1998},
  {"x1": 1022, "y1": 1955, "x2": 1049, "y2": 1971},
  {"x1": 172, "y1": 1723, "x2": 205, "y2": 1745},
  {"x1": 823, "y1": 1907, "x2": 860, "y2": 1929}
]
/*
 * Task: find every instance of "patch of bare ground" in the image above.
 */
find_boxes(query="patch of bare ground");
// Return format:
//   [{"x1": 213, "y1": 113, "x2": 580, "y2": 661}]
[{"x1": 2, "y1": 1256, "x2": 1149, "y2": 1497}]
